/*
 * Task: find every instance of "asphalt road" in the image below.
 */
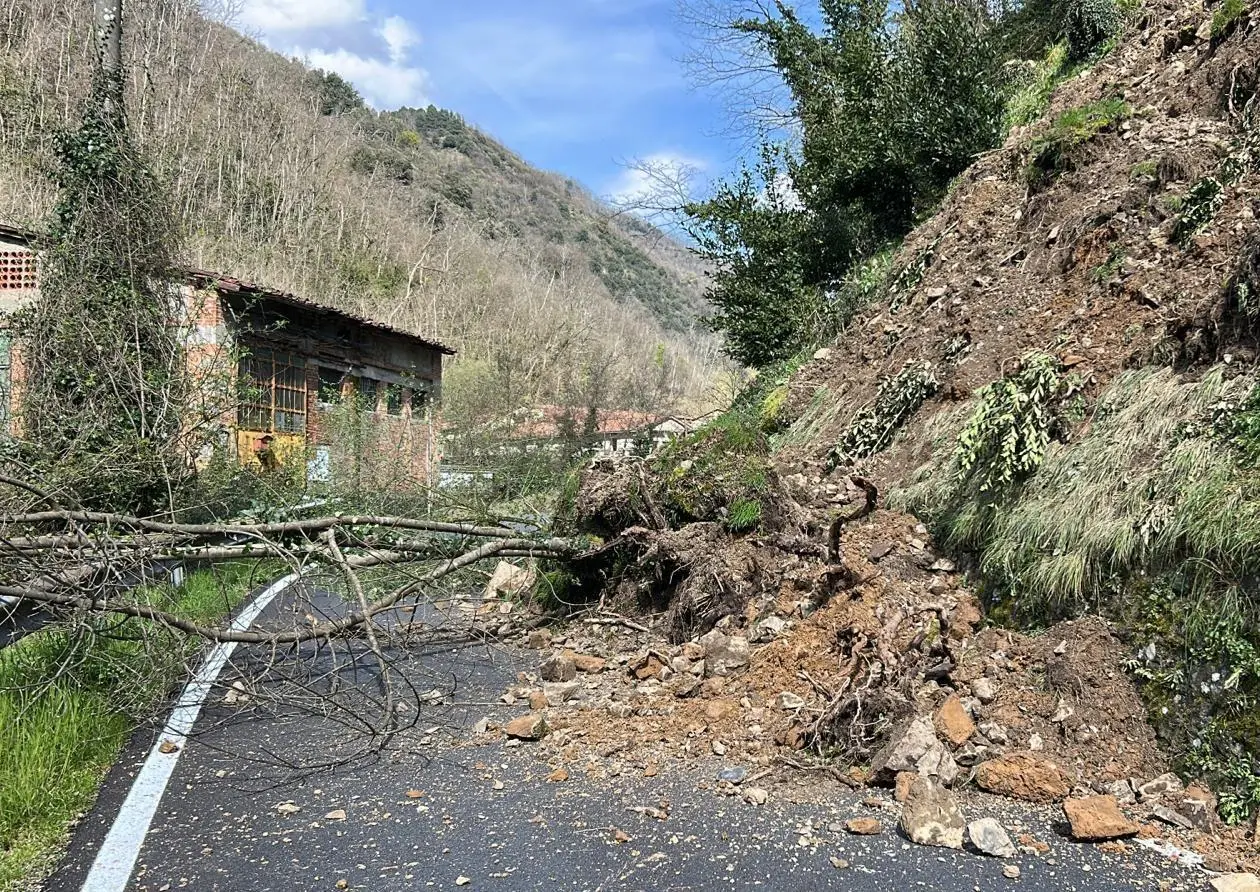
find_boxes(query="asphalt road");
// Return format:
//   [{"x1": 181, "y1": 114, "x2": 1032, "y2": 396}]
[{"x1": 46, "y1": 581, "x2": 1206, "y2": 892}]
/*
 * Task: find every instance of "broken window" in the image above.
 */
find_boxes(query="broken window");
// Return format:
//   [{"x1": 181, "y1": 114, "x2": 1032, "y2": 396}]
[
  {"x1": 409, "y1": 383, "x2": 430, "y2": 416},
  {"x1": 0, "y1": 250, "x2": 37, "y2": 291},
  {"x1": 238, "y1": 347, "x2": 307, "y2": 433},
  {"x1": 385, "y1": 383, "x2": 403, "y2": 416},
  {"x1": 317, "y1": 366, "x2": 344, "y2": 405}
]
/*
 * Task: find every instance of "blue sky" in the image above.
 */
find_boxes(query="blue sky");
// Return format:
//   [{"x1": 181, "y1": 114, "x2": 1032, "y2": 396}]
[{"x1": 235, "y1": 0, "x2": 746, "y2": 205}]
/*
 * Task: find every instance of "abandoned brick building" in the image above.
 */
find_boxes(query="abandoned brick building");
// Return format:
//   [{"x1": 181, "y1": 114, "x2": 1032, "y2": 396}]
[{"x1": 0, "y1": 224, "x2": 454, "y2": 484}]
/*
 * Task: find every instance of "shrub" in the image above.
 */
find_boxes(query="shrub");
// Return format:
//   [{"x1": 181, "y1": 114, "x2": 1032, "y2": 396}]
[
  {"x1": 828, "y1": 361, "x2": 940, "y2": 468},
  {"x1": 1172, "y1": 177, "x2": 1225, "y2": 245},
  {"x1": 1211, "y1": 0, "x2": 1249, "y2": 38},
  {"x1": 955, "y1": 351, "x2": 1066, "y2": 493},
  {"x1": 1066, "y1": 0, "x2": 1122, "y2": 59},
  {"x1": 1004, "y1": 42, "x2": 1070, "y2": 131}
]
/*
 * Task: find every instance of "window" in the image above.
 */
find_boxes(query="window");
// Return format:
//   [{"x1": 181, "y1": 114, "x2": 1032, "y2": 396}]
[
  {"x1": 0, "y1": 250, "x2": 37, "y2": 291},
  {"x1": 317, "y1": 366, "x2": 344, "y2": 405},
  {"x1": 385, "y1": 383, "x2": 403, "y2": 416},
  {"x1": 409, "y1": 384, "x2": 429, "y2": 415},
  {"x1": 238, "y1": 348, "x2": 307, "y2": 433}
]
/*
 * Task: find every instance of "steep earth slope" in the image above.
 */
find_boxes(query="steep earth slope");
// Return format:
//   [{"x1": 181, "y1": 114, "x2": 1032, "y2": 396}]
[
  {"x1": 552, "y1": 0, "x2": 1260, "y2": 870},
  {"x1": 0, "y1": 0, "x2": 719, "y2": 413}
]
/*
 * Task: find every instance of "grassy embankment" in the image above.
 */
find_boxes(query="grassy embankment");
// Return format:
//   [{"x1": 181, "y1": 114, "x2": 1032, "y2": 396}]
[{"x1": 0, "y1": 563, "x2": 271, "y2": 887}]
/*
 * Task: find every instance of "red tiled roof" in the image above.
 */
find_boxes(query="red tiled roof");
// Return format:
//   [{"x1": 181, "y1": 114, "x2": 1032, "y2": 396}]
[{"x1": 511, "y1": 405, "x2": 662, "y2": 439}]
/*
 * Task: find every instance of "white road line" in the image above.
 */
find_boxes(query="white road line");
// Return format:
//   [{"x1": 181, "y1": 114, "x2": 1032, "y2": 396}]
[{"x1": 81, "y1": 573, "x2": 300, "y2": 892}]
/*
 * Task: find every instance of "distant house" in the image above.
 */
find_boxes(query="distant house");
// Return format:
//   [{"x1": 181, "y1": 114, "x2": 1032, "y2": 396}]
[
  {"x1": 0, "y1": 224, "x2": 454, "y2": 485},
  {"x1": 497, "y1": 406, "x2": 714, "y2": 459}
]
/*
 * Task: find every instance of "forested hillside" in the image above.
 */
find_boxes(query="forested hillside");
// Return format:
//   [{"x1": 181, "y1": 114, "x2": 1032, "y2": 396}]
[{"x1": 0, "y1": 0, "x2": 721, "y2": 424}]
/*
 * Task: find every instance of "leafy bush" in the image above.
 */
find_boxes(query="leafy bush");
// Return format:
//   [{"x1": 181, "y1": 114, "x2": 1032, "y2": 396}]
[
  {"x1": 828, "y1": 361, "x2": 939, "y2": 468},
  {"x1": 1172, "y1": 177, "x2": 1225, "y2": 246},
  {"x1": 1004, "y1": 42, "x2": 1070, "y2": 131},
  {"x1": 307, "y1": 70, "x2": 365, "y2": 116},
  {"x1": 955, "y1": 351, "x2": 1066, "y2": 493},
  {"x1": 1065, "y1": 0, "x2": 1121, "y2": 59}
]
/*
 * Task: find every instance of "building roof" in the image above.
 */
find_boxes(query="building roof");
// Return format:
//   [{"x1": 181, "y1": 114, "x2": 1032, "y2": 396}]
[
  {"x1": 0, "y1": 221, "x2": 455, "y2": 356},
  {"x1": 191, "y1": 272, "x2": 456, "y2": 356}
]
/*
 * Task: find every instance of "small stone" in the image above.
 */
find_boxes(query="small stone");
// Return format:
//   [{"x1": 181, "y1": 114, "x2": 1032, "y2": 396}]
[
  {"x1": 813, "y1": 347, "x2": 833, "y2": 360},
  {"x1": 631, "y1": 653, "x2": 666, "y2": 680},
  {"x1": 775, "y1": 691, "x2": 806, "y2": 710},
  {"x1": 829, "y1": 856, "x2": 850, "y2": 869},
  {"x1": 324, "y1": 809, "x2": 347, "y2": 820},
  {"x1": 1063, "y1": 795, "x2": 1139, "y2": 841},
  {"x1": 455, "y1": 877, "x2": 471, "y2": 887},
  {"x1": 1105, "y1": 779, "x2": 1137, "y2": 805},
  {"x1": 471, "y1": 717, "x2": 491, "y2": 735},
  {"x1": 699, "y1": 629, "x2": 750, "y2": 676},
  {"x1": 869, "y1": 541, "x2": 894, "y2": 561},
  {"x1": 718, "y1": 766, "x2": 748, "y2": 784},
  {"x1": 504, "y1": 713, "x2": 547, "y2": 740},
  {"x1": 546, "y1": 767, "x2": 569, "y2": 782},
  {"x1": 528, "y1": 690, "x2": 548, "y2": 711},
  {"x1": 1053, "y1": 639, "x2": 1067, "y2": 655},
  {"x1": 895, "y1": 771, "x2": 917, "y2": 803},
  {"x1": 526, "y1": 628, "x2": 552, "y2": 649},
  {"x1": 870, "y1": 715, "x2": 938, "y2": 781},
  {"x1": 845, "y1": 817, "x2": 883, "y2": 835},
  {"x1": 971, "y1": 677, "x2": 997, "y2": 703},
  {"x1": 1028, "y1": 732, "x2": 1044, "y2": 751},
  {"x1": 899, "y1": 776, "x2": 966, "y2": 849},
  {"x1": 935, "y1": 694, "x2": 976, "y2": 747},
  {"x1": 966, "y1": 818, "x2": 1017, "y2": 858},
  {"x1": 1150, "y1": 804, "x2": 1194, "y2": 830},
  {"x1": 1211, "y1": 875, "x2": 1260, "y2": 892},
  {"x1": 743, "y1": 787, "x2": 768, "y2": 806},
  {"x1": 978, "y1": 721, "x2": 1009, "y2": 746},
  {"x1": 568, "y1": 652, "x2": 606, "y2": 674},
  {"x1": 1138, "y1": 772, "x2": 1183, "y2": 801},
  {"x1": 929, "y1": 558, "x2": 955, "y2": 572},
  {"x1": 704, "y1": 699, "x2": 740, "y2": 722},
  {"x1": 275, "y1": 802, "x2": 301, "y2": 815},
  {"x1": 539, "y1": 655, "x2": 577, "y2": 682},
  {"x1": 1003, "y1": 865, "x2": 1021, "y2": 879},
  {"x1": 711, "y1": 740, "x2": 726, "y2": 756},
  {"x1": 1049, "y1": 701, "x2": 1074, "y2": 723}
]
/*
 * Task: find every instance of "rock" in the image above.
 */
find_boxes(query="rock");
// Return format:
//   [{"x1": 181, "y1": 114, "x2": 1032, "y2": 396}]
[
  {"x1": 539, "y1": 655, "x2": 576, "y2": 682},
  {"x1": 895, "y1": 771, "x2": 917, "y2": 803},
  {"x1": 471, "y1": 717, "x2": 491, "y2": 735},
  {"x1": 324, "y1": 808, "x2": 347, "y2": 821},
  {"x1": 917, "y1": 740, "x2": 961, "y2": 786},
  {"x1": 974, "y1": 753, "x2": 1071, "y2": 804},
  {"x1": 1053, "y1": 639, "x2": 1068, "y2": 655},
  {"x1": 829, "y1": 856, "x2": 850, "y2": 869},
  {"x1": 899, "y1": 776, "x2": 966, "y2": 849},
  {"x1": 1049, "y1": 701, "x2": 1074, "y2": 723},
  {"x1": 754, "y1": 615, "x2": 789, "y2": 641},
  {"x1": 704, "y1": 699, "x2": 740, "y2": 722},
  {"x1": 1028, "y1": 732, "x2": 1044, "y2": 751},
  {"x1": 813, "y1": 347, "x2": 833, "y2": 360},
  {"x1": 718, "y1": 766, "x2": 748, "y2": 784},
  {"x1": 775, "y1": 691, "x2": 806, "y2": 710},
  {"x1": 486, "y1": 560, "x2": 536, "y2": 598},
  {"x1": 1138, "y1": 772, "x2": 1183, "y2": 801},
  {"x1": 1003, "y1": 865, "x2": 1021, "y2": 879},
  {"x1": 1179, "y1": 787, "x2": 1218, "y2": 833},
  {"x1": 568, "y1": 652, "x2": 606, "y2": 674},
  {"x1": 871, "y1": 715, "x2": 937, "y2": 779},
  {"x1": 699, "y1": 629, "x2": 750, "y2": 676},
  {"x1": 743, "y1": 787, "x2": 768, "y2": 806},
  {"x1": 527, "y1": 690, "x2": 548, "y2": 710},
  {"x1": 681, "y1": 641, "x2": 705, "y2": 661},
  {"x1": 525, "y1": 628, "x2": 552, "y2": 650},
  {"x1": 504, "y1": 713, "x2": 547, "y2": 740},
  {"x1": 955, "y1": 744, "x2": 987, "y2": 767},
  {"x1": 845, "y1": 817, "x2": 882, "y2": 835},
  {"x1": 1150, "y1": 804, "x2": 1194, "y2": 830},
  {"x1": 631, "y1": 653, "x2": 666, "y2": 680},
  {"x1": 967, "y1": 818, "x2": 1017, "y2": 857},
  {"x1": 1105, "y1": 779, "x2": 1137, "y2": 805},
  {"x1": 543, "y1": 681, "x2": 580, "y2": 706},
  {"x1": 971, "y1": 677, "x2": 997, "y2": 704},
  {"x1": 977, "y1": 721, "x2": 1009, "y2": 746},
  {"x1": 869, "y1": 541, "x2": 894, "y2": 560},
  {"x1": 671, "y1": 675, "x2": 701, "y2": 698},
  {"x1": 935, "y1": 694, "x2": 976, "y2": 747},
  {"x1": 1063, "y1": 795, "x2": 1139, "y2": 841},
  {"x1": 1211, "y1": 875, "x2": 1260, "y2": 892}
]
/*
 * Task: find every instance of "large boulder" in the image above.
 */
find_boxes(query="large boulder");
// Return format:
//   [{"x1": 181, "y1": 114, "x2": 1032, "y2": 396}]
[
  {"x1": 974, "y1": 753, "x2": 1071, "y2": 803},
  {"x1": 899, "y1": 776, "x2": 966, "y2": 849},
  {"x1": 1062, "y1": 795, "x2": 1139, "y2": 841},
  {"x1": 486, "y1": 560, "x2": 536, "y2": 598},
  {"x1": 699, "y1": 629, "x2": 750, "y2": 677},
  {"x1": 871, "y1": 715, "x2": 959, "y2": 785}
]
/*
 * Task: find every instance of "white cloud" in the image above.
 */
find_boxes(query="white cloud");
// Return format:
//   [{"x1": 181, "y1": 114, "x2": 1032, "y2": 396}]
[
  {"x1": 378, "y1": 15, "x2": 419, "y2": 65},
  {"x1": 239, "y1": 0, "x2": 365, "y2": 32},
  {"x1": 296, "y1": 46, "x2": 430, "y2": 109},
  {"x1": 608, "y1": 152, "x2": 707, "y2": 212}
]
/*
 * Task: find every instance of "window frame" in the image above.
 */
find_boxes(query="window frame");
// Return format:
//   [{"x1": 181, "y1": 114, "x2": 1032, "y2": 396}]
[{"x1": 238, "y1": 347, "x2": 308, "y2": 434}]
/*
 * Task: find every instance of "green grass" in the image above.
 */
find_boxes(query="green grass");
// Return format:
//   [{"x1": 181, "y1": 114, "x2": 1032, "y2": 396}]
[
  {"x1": 1004, "y1": 42, "x2": 1070, "y2": 132},
  {"x1": 0, "y1": 564, "x2": 265, "y2": 888},
  {"x1": 1026, "y1": 98, "x2": 1132, "y2": 186},
  {"x1": 1211, "y1": 0, "x2": 1249, "y2": 38}
]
